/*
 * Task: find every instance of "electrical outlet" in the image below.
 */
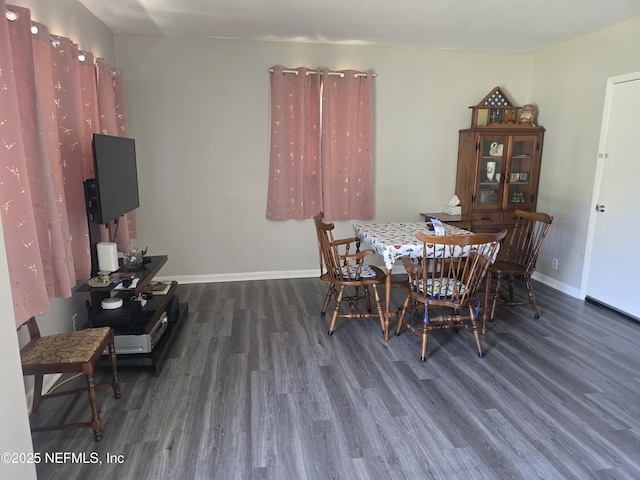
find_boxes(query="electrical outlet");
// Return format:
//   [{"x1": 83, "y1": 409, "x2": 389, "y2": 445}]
[{"x1": 552, "y1": 257, "x2": 558, "y2": 270}]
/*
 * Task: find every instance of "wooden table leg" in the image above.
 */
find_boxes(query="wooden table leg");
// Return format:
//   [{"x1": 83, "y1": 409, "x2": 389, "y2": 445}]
[{"x1": 383, "y1": 268, "x2": 393, "y2": 340}]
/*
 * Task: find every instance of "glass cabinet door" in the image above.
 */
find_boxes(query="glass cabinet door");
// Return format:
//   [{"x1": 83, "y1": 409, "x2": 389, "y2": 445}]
[
  {"x1": 476, "y1": 137, "x2": 505, "y2": 208},
  {"x1": 506, "y1": 136, "x2": 536, "y2": 208}
]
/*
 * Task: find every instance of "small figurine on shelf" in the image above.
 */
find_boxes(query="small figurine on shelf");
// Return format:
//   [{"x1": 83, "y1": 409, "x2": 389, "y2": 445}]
[
  {"x1": 486, "y1": 161, "x2": 496, "y2": 181},
  {"x1": 519, "y1": 104, "x2": 537, "y2": 126}
]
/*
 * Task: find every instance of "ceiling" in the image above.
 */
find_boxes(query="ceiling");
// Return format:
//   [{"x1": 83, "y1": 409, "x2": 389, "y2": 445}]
[{"x1": 77, "y1": 0, "x2": 640, "y2": 51}]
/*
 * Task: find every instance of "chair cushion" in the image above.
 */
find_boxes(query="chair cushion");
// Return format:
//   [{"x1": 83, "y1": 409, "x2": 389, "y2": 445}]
[
  {"x1": 340, "y1": 264, "x2": 379, "y2": 279},
  {"x1": 20, "y1": 327, "x2": 112, "y2": 367},
  {"x1": 418, "y1": 278, "x2": 465, "y2": 298}
]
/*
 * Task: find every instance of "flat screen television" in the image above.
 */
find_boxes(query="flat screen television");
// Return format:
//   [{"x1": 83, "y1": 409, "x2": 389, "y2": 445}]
[{"x1": 90, "y1": 133, "x2": 140, "y2": 225}]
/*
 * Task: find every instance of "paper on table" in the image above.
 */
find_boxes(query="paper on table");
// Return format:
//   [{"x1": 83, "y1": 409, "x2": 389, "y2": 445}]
[{"x1": 428, "y1": 216, "x2": 446, "y2": 235}]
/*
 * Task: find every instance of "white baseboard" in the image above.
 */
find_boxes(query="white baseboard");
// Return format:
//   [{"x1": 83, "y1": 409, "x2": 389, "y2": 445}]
[
  {"x1": 159, "y1": 269, "x2": 582, "y2": 301},
  {"x1": 531, "y1": 271, "x2": 581, "y2": 298},
  {"x1": 156, "y1": 269, "x2": 319, "y2": 285},
  {"x1": 160, "y1": 269, "x2": 582, "y2": 302}
]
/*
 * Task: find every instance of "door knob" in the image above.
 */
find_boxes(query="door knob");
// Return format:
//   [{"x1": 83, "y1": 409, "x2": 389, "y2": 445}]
[{"x1": 595, "y1": 204, "x2": 606, "y2": 212}]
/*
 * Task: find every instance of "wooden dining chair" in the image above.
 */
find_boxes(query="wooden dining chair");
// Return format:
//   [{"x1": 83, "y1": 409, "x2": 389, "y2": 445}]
[
  {"x1": 485, "y1": 209, "x2": 553, "y2": 329},
  {"x1": 19, "y1": 317, "x2": 121, "y2": 441},
  {"x1": 396, "y1": 230, "x2": 506, "y2": 362},
  {"x1": 313, "y1": 212, "x2": 388, "y2": 336}
]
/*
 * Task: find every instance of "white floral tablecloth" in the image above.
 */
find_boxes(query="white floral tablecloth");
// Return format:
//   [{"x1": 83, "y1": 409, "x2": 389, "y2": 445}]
[{"x1": 352, "y1": 222, "x2": 473, "y2": 270}]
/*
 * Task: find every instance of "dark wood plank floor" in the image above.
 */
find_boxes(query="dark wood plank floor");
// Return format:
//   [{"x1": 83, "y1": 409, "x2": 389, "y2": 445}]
[{"x1": 30, "y1": 278, "x2": 640, "y2": 479}]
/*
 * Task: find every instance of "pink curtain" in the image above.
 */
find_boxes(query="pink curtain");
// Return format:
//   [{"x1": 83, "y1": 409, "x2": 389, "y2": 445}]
[
  {"x1": 266, "y1": 66, "x2": 374, "y2": 221},
  {"x1": 321, "y1": 69, "x2": 374, "y2": 220},
  {"x1": 1, "y1": 2, "x2": 133, "y2": 327},
  {"x1": 266, "y1": 66, "x2": 322, "y2": 220},
  {"x1": 0, "y1": 5, "x2": 50, "y2": 324},
  {"x1": 76, "y1": 49, "x2": 100, "y2": 181}
]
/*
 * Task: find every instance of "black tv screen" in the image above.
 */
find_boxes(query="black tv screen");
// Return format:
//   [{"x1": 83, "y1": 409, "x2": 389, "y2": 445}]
[{"x1": 91, "y1": 133, "x2": 140, "y2": 225}]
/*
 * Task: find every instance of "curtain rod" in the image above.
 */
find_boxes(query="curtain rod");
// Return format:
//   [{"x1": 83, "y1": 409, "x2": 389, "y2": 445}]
[{"x1": 269, "y1": 68, "x2": 376, "y2": 78}]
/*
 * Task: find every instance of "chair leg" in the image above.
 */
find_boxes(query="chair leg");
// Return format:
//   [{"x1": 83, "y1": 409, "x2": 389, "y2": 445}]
[
  {"x1": 469, "y1": 309, "x2": 484, "y2": 358},
  {"x1": 419, "y1": 308, "x2": 431, "y2": 362},
  {"x1": 508, "y1": 275, "x2": 515, "y2": 303},
  {"x1": 321, "y1": 284, "x2": 334, "y2": 316},
  {"x1": 108, "y1": 341, "x2": 121, "y2": 399},
  {"x1": 371, "y1": 284, "x2": 388, "y2": 339},
  {"x1": 85, "y1": 372, "x2": 103, "y2": 441},
  {"x1": 328, "y1": 286, "x2": 345, "y2": 335},
  {"x1": 364, "y1": 285, "x2": 372, "y2": 312},
  {"x1": 482, "y1": 272, "x2": 492, "y2": 334},
  {"x1": 32, "y1": 374, "x2": 44, "y2": 413},
  {"x1": 420, "y1": 331, "x2": 429, "y2": 362},
  {"x1": 524, "y1": 276, "x2": 540, "y2": 319},
  {"x1": 395, "y1": 295, "x2": 411, "y2": 336},
  {"x1": 490, "y1": 275, "x2": 502, "y2": 322}
]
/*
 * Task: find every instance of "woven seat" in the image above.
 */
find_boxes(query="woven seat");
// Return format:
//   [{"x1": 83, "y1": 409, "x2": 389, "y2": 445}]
[
  {"x1": 20, "y1": 317, "x2": 121, "y2": 441},
  {"x1": 21, "y1": 327, "x2": 112, "y2": 366}
]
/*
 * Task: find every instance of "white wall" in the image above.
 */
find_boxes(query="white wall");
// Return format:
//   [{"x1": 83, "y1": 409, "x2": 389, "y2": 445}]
[
  {"x1": 0, "y1": 222, "x2": 35, "y2": 480},
  {"x1": 530, "y1": 16, "x2": 640, "y2": 294},
  {"x1": 115, "y1": 34, "x2": 534, "y2": 279},
  {"x1": 116, "y1": 18, "x2": 640, "y2": 294},
  {"x1": 16, "y1": 0, "x2": 115, "y2": 62}
]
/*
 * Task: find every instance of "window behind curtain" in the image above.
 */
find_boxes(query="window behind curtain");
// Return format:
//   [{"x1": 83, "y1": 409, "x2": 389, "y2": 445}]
[{"x1": 266, "y1": 66, "x2": 375, "y2": 221}]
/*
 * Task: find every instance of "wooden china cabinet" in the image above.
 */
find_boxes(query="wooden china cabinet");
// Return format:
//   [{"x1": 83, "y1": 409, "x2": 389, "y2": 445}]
[{"x1": 454, "y1": 87, "x2": 544, "y2": 242}]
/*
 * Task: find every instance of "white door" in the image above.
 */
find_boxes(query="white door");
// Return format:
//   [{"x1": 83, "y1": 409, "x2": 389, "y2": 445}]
[{"x1": 584, "y1": 73, "x2": 640, "y2": 320}]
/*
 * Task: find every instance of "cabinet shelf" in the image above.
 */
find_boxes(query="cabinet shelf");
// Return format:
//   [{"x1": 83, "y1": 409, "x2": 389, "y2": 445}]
[{"x1": 99, "y1": 302, "x2": 188, "y2": 375}]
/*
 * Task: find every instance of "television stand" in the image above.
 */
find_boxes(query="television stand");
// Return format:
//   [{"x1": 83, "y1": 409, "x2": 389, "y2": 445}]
[{"x1": 79, "y1": 255, "x2": 188, "y2": 375}]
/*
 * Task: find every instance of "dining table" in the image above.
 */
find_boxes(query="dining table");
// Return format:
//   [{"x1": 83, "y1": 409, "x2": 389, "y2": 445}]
[{"x1": 352, "y1": 221, "x2": 474, "y2": 338}]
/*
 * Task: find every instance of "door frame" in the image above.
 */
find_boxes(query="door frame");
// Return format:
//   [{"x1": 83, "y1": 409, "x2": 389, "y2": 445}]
[{"x1": 580, "y1": 71, "x2": 640, "y2": 299}]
